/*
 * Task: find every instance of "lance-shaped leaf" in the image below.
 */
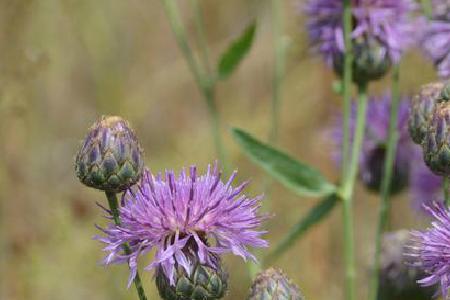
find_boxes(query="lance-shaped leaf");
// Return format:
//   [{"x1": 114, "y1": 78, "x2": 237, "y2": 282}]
[
  {"x1": 265, "y1": 194, "x2": 339, "y2": 263},
  {"x1": 232, "y1": 128, "x2": 336, "y2": 197},
  {"x1": 217, "y1": 21, "x2": 256, "y2": 80}
]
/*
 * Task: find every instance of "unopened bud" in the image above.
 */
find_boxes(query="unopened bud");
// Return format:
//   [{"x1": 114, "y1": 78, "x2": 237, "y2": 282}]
[
  {"x1": 333, "y1": 37, "x2": 391, "y2": 85},
  {"x1": 155, "y1": 258, "x2": 228, "y2": 300},
  {"x1": 75, "y1": 116, "x2": 144, "y2": 192},
  {"x1": 409, "y1": 82, "x2": 444, "y2": 144},
  {"x1": 377, "y1": 230, "x2": 435, "y2": 300},
  {"x1": 423, "y1": 101, "x2": 450, "y2": 176},
  {"x1": 247, "y1": 268, "x2": 304, "y2": 300}
]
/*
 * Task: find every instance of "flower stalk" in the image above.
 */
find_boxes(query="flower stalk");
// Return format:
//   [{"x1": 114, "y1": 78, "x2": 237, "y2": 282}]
[
  {"x1": 105, "y1": 191, "x2": 148, "y2": 300},
  {"x1": 161, "y1": 0, "x2": 228, "y2": 171},
  {"x1": 339, "y1": 82, "x2": 368, "y2": 300},
  {"x1": 369, "y1": 64, "x2": 401, "y2": 300},
  {"x1": 270, "y1": 0, "x2": 285, "y2": 145},
  {"x1": 340, "y1": 0, "x2": 357, "y2": 299}
]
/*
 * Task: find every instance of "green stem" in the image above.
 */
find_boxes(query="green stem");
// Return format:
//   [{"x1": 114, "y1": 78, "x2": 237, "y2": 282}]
[
  {"x1": 342, "y1": 0, "x2": 354, "y2": 181},
  {"x1": 269, "y1": 0, "x2": 285, "y2": 145},
  {"x1": 105, "y1": 191, "x2": 148, "y2": 300},
  {"x1": 369, "y1": 64, "x2": 400, "y2": 300},
  {"x1": 161, "y1": 0, "x2": 228, "y2": 171},
  {"x1": 340, "y1": 1, "x2": 356, "y2": 300},
  {"x1": 204, "y1": 87, "x2": 228, "y2": 172},
  {"x1": 190, "y1": 0, "x2": 212, "y2": 76},
  {"x1": 421, "y1": 0, "x2": 433, "y2": 19},
  {"x1": 340, "y1": 83, "x2": 368, "y2": 300},
  {"x1": 445, "y1": 177, "x2": 450, "y2": 207}
]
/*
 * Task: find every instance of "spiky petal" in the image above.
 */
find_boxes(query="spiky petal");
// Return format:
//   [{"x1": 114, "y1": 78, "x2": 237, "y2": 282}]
[{"x1": 407, "y1": 202, "x2": 450, "y2": 298}]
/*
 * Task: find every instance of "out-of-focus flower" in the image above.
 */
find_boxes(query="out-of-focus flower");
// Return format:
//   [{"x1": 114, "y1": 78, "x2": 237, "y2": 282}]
[
  {"x1": 407, "y1": 202, "x2": 450, "y2": 298},
  {"x1": 422, "y1": 1, "x2": 450, "y2": 79},
  {"x1": 409, "y1": 156, "x2": 443, "y2": 213},
  {"x1": 247, "y1": 268, "x2": 304, "y2": 300},
  {"x1": 409, "y1": 82, "x2": 445, "y2": 145},
  {"x1": 96, "y1": 164, "x2": 268, "y2": 289},
  {"x1": 75, "y1": 116, "x2": 144, "y2": 192},
  {"x1": 378, "y1": 230, "x2": 435, "y2": 300},
  {"x1": 305, "y1": 0, "x2": 418, "y2": 82},
  {"x1": 332, "y1": 94, "x2": 415, "y2": 194}
]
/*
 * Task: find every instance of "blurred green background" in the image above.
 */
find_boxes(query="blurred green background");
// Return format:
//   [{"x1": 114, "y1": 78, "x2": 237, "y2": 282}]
[{"x1": 0, "y1": 0, "x2": 439, "y2": 299}]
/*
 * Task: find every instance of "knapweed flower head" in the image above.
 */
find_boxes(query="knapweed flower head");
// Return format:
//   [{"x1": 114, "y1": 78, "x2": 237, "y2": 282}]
[
  {"x1": 96, "y1": 164, "x2": 268, "y2": 288},
  {"x1": 75, "y1": 116, "x2": 144, "y2": 192},
  {"x1": 378, "y1": 230, "x2": 435, "y2": 300},
  {"x1": 247, "y1": 268, "x2": 305, "y2": 300},
  {"x1": 422, "y1": 1, "x2": 450, "y2": 79},
  {"x1": 332, "y1": 93, "x2": 415, "y2": 194},
  {"x1": 409, "y1": 82, "x2": 445, "y2": 145},
  {"x1": 422, "y1": 100, "x2": 450, "y2": 176},
  {"x1": 305, "y1": 0, "x2": 417, "y2": 83},
  {"x1": 407, "y1": 202, "x2": 450, "y2": 298}
]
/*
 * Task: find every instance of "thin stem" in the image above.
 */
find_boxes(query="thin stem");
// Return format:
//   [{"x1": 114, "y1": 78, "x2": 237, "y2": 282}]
[
  {"x1": 105, "y1": 191, "x2": 148, "y2": 300},
  {"x1": 204, "y1": 87, "x2": 229, "y2": 172},
  {"x1": 269, "y1": 0, "x2": 285, "y2": 145},
  {"x1": 161, "y1": 0, "x2": 206, "y2": 89},
  {"x1": 340, "y1": 83, "x2": 368, "y2": 300},
  {"x1": 342, "y1": 0, "x2": 354, "y2": 181},
  {"x1": 161, "y1": 0, "x2": 228, "y2": 170},
  {"x1": 445, "y1": 177, "x2": 450, "y2": 207},
  {"x1": 190, "y1": 0, "x2": 212, "y2": 76},
  {"x1": 340, "y1": 1, "x2": 356, "y2": 300},
  {"x1": 369, "y1": 64, "x2": 401, "y2": 300},
  {"x1": 421, "y1": 0, "x2": 433, "y2": 19}
]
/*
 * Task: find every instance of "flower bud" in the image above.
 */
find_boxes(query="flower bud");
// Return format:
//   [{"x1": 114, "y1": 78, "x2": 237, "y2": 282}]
[
  {"x1": 333, "y1": 37, "x2": 391, "y2": 85},
  {"x1": 377, "y1": 230, "x2": 435, "y2": 300},
  {"x1": 423, "y1": 101, "x2": 450, "y2": 176},
  {"x1": 247, "y1": 268, "x2": 304, "y2": 300},
  {"x1": 409, "y1": 82, "x2": 444, "y2": 144},
  {"x1": 75, "y1": 116, "x2": 144, "y2": 192},
  {"x1": 361, "y1": 145, "x2": 409, "y2": 195},
  {"x1": 155, "y1": 258, "x2": 228, "y2": 300}
]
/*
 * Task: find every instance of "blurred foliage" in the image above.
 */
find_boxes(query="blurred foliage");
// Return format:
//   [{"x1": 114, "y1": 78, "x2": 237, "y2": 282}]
[{"x1": 0, "y1": 0, "x2": 439, "y2": 299}]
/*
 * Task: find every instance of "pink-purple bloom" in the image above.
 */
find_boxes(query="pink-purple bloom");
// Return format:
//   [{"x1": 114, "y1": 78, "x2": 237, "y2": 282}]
[
  {"x1": 408, "y1": 202, "x2": 450, "y2": 297},
  {"x1": 96, "y1": 164, "x2": 268, "y2": 287},
  {"x1": 422, "y1": 1, "x2": 450, "y2": 78},
  {"x1": 305, "y1": 0, "x2": 418, "y2": 66}
]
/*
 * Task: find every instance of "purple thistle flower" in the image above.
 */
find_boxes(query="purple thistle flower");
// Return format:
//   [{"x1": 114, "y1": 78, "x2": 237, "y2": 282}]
[
  {"x1": 407, "y1": 202, "x2": 450, "y2": 297},
  {"x1": 96, "y1": 163, "x2": 268, "y2": 287},
  {"x1": 331, "y1": 93, "x2": 416, "y2": 193},
  {"x1": 305, "y1": 0, "x2": 418, "y2": 66},
  {"x1": 422, "y1": 1, "x2": 450, "y2": 79}
]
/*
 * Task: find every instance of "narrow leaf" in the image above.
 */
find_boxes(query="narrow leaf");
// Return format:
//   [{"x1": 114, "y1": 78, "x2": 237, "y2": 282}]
[
  {"x1": 265, "y1": 194, "x2": 339, "y2": 263},
  {"x1": 232, "y1": 128, "x2": 336, "y2": 197},
  {"x1": 217, "y1": 22, "x2": 256, "y2": 80}
]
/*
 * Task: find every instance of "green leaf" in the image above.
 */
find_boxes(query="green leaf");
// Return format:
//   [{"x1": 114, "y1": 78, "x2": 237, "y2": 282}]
[
  {"x1": 232, "y1": 128, "x2": 336, "y2": 197},
  {"x1": 265, "y1": 194, "x2": 339, "y2": 263},
  {"x1": 217, "y1": 21, "x2": 256, "y2": 80}
]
